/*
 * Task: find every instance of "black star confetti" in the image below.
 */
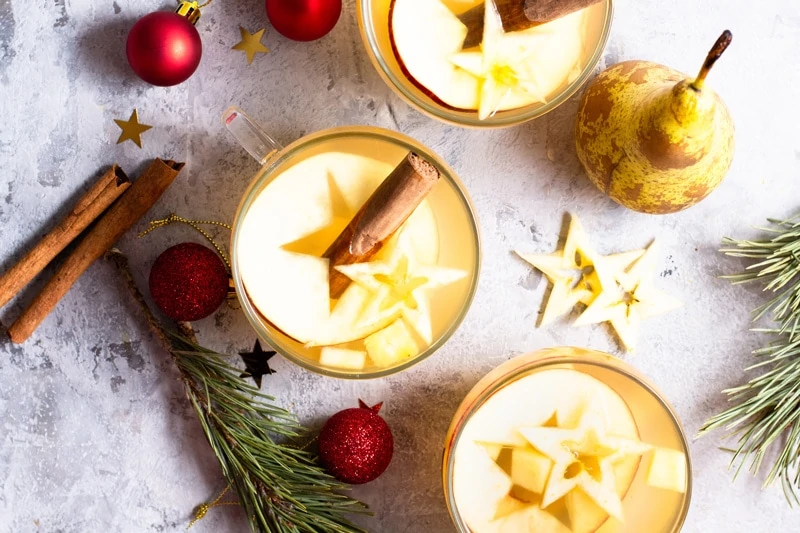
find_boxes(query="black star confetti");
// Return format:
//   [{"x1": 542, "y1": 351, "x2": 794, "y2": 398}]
[{"x1": 238, "y1": 339, "x2": 277, "y2": 388}]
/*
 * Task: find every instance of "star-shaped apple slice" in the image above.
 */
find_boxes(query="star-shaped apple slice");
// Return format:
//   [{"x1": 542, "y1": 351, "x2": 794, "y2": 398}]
[
  {"x1": 336, "y1": 239, "x2": 466, "y2": 344},
  {"x1": 575, "y1": 241, "x2": 682, "y2": 351},
  {"x1": 518, "y1": 402, "x2": 651, "y2": 521},
  {"x1": 449, "y1": 0, "x2": 549, "y2": 120},
  {"x1": 516, "y1": 214, "x2": 644, "y2": 327}
]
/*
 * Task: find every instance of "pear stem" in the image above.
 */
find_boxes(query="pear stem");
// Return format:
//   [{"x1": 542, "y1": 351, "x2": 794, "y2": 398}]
[{"x1": 691, "y1": 30, "x2": 733, "y2": 90}]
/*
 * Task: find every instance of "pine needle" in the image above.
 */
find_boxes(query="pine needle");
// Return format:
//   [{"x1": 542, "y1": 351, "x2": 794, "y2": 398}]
[
  {"x1": 107, "y1": 250, "x2": 370, "y2": 532},
  {"x1": 698, "y1": 214, "x2": 800, "y2": 505}
]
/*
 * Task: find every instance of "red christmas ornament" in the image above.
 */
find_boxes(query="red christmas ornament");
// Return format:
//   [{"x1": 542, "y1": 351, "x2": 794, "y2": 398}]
[
  {"x1": 318, "y1": 400, "x2": 393, "y2": 484},
  {"x1": 126, "y1": 1, "x2": 203, "y2": 86},
  {"x1": 265, "y1": 0, "x2": 342, "y2": 42},
  {"x1": 149, "y1": 242, "x2": 229, "y2": 322}
]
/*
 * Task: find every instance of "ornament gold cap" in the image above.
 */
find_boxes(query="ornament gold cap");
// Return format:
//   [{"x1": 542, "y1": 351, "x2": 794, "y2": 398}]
[{"x1": 176, "y1": 1, "x2": 202, "y2": 25}]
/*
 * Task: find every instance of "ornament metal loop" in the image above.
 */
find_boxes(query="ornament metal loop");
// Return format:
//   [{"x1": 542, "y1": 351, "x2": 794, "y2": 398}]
[{"x1": 176, "y1": 1, "x2": 203, "y2": 25}]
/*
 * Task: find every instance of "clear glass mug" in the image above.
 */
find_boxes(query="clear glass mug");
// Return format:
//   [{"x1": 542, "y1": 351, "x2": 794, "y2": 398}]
[
  {"x1": 357, "y1": 0, "x2": 614, "y2": 127},
  {"x1": 443, "y1": 347, "x2": 692, "y2": 532},
  {"x1": 223, "y1": 108, "x2": 481, "y2": 378}
]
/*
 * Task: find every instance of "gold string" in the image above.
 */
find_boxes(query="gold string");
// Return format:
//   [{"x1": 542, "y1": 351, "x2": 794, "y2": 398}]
[
  {"x1": 186, "y1": 485, "x2": 239, "y2": 530},
  {"x1": 138, "y1": 214, "x2": 232, "y2": 270}
]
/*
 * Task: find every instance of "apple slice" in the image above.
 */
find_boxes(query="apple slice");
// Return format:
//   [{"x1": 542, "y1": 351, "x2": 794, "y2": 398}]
[
  {"x1": 306, "y1": 282, "x2": 400, "y2": 347},
  {"x1": 511, "y1": 448, "x2": 552, "y2": 495},
  {"x1": 391, "y1": 0, "x2": 585, "y2": 117},
  {"x1": 458, "y1": 369, "x2": 639, "y2": 447},
  {"x1": 477, "y1": 441, "x2": 506, "y2": 462},
  {"x1": 453, "y1": 440, "x2": 514, "y2": 528},
  {"x1": 646, "y1": 447, "x2": 687, "y2": 493},
  {"x1": 488, "y1": 505, "x2": 572, "y2": 533},
  {"x1": 364, "y1": 319, "x2": 420, "y2": 368},
  {"x1": 238, "y1": 149, "x2": 441, "y2": 346},
  {"x1": 492, "y1": 495, "x2": 528, "y2": 521},
  {"x1": 319, "y1": 347, "x2": 368, "y2": 370},
  {"x1": 390, "y1": 0, "x2": 480, "y2": 109},
  {"x1": 453, "y1": 369, "x2": 643, "y2": 532},
  {"x1": 449, "y1": 0, "x2": 549, "y2": 120}
]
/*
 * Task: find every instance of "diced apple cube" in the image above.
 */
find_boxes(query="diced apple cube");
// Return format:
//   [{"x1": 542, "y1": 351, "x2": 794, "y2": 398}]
[
  {"x1": 319, "y1": 347, "x2": 367, "y2": 370},
  {"x1": 646, "y1": 447, "x2": 687, "y2": 493},
  {"x1": 364, "y1": 320, "x2": 420, "y2": 368},
  {"x1": 565, "y1": 487, "x2": 611, "y2": 533},
  {"x1": 511, "y1": 448, "x2": 551, "y2": 494}
]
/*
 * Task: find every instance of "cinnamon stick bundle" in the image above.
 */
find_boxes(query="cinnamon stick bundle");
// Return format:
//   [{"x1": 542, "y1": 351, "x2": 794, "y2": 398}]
[
  {"x1": 0, "y1": 165, "x2": 130, "y2": 309},
  {"x1": 323, "y1": 152, "x2": 440, "y2": 299},
  {"x1": 460, "y1": 0, "x2": 602, "y2": 49},
  {"x1": 8, "y1": 158, "x2": 184, "y2": 344}
]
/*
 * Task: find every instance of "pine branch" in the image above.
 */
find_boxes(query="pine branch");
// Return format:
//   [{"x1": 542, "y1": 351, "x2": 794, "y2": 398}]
[
  {"x1": 698, "y1": 214, "x2": 800, "y2": 505},
  {"x1": 107, "y1": 250, "x2": 370, "y2": 532}
]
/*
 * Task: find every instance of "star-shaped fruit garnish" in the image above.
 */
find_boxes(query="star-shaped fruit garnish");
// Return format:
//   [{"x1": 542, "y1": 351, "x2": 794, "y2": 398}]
[
  {"x1": 516, "y1": 214, "x2": 643, "y2": 327},
  {"x1": 518, "y1": 403, "x2": 650, "y2": 521},
  {"x1": 336, "y1": 241, "x2": 466, "y2": 344},
  {"x1": 232, "y1": 26, "x2": 270, "y2": 64},
  {"x1": 114, "y1": 109, "x2": 152, "y2": 148},
  {"x1": 575, "y1": 241, "x2": 682, "y2": 351},
  {"x1": 238, "y1": 339, "x2": 277, "y2": 388},
  {"x1": 449, "y1": 0, "x2": 547, "y2": 120}
]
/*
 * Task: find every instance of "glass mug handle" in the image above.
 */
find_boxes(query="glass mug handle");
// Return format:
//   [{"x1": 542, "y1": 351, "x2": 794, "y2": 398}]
[{"x1": 222, "y1": 107, "x2": 283, "y2": 165}]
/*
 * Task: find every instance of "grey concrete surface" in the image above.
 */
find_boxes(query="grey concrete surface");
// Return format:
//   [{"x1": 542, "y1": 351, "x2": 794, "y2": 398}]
[{"x1": 1, "y1": 0, "x2": 799, "y2": 531}]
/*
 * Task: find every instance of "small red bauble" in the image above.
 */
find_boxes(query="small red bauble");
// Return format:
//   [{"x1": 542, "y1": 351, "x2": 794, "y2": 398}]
[
  {"x1": 149, "y1": 243, "x2": 229, "y2": 322},
  {"x1": 318, "y1": 400, "x2": 393, "y2": 484},
  {"x1": 265, "y1": 0, "x2": 342, "y2": 42},
  {"x1": 126, "y1": 11, "x2": 202, "y2": 86}
]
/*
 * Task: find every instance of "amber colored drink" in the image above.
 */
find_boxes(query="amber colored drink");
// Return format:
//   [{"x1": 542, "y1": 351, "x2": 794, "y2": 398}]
[
  {"x1": 231, "y1": 127, "x2": 479, "y2": 378},
  {"x1": 443, "y1": 347, "x2": 691, "y2": 532},
  {"x1": 357, "y1": 0, "x2": 613, "y2": 126}
]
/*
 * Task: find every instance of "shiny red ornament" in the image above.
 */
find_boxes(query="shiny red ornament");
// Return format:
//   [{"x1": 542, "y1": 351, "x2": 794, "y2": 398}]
[
  {"x1": 126, "y1": 11, "x2": 202, "y2": 86},
  {"x1": 265, "y1": 0, "x2": 342, "y2": 42},
  {"x1": 318, "y1": 400, "x2": 393, "y2": 484},
  {"x1": 149, "y1": 243, "x2": 229, "y2": 322}
]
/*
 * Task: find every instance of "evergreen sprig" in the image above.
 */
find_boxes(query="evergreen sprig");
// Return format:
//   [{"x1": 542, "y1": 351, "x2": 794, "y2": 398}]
[
  {"x1": 108, "y1": 251, "x2": 369, "y2": 532},
  {"x1": 698, "y1": 214, "x2": 800, "y2": 505}
]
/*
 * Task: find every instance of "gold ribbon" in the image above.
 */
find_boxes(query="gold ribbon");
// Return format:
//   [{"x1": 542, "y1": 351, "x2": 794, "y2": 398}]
[
  {"x1": 186, "y1": 485, "x2": 238, "y2": 530},
  {"x1": 138, "y1": 214, "x2": 232, "y2": 271}
]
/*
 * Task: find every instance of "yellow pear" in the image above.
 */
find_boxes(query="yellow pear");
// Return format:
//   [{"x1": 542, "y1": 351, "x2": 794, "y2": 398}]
[{"x1": 575, "y1": 30, "x2": 734, "y2": 214}]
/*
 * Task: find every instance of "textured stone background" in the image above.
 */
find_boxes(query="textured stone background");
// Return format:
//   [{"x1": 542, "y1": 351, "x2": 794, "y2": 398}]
[{"x1": 1, "y1": 0, "x2": 799, "y2": 532}]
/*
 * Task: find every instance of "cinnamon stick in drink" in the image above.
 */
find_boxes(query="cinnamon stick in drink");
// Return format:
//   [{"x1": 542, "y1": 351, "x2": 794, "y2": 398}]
[
  {"x1": 460, "y1": 0, "x2": 601, "y2": 49},
  {"x1": 8, "y1": 159, "x2": 184, "y2": 344},
  {"x1": 323, "y1": 152, "x2": 440, "y2": 299},
  {"x1": 0, "y1": 165, "x2": 130, "y2": 309}
]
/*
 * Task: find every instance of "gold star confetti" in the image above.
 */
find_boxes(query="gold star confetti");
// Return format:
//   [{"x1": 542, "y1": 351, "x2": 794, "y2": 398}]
[
  {"x1": 114, "y1": 109, "x2": 152, "y2": 148},
  {"x1": 232, "y1": 27, "x2": 270, "y2": 64}
]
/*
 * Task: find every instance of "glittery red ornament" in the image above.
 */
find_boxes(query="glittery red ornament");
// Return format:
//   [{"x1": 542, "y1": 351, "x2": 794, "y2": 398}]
[
  {"x1": 265, "y1": 0, "x2": 342, "y2": 42},
  {"x1": 149, "y1": 243, "x2": 229, "y2": 322},
  {"x1": 126, "y1": 3, "x2": 203, "y2": 87},
  {"x1": 318, "y1": 400, "x2": 393, "y2": 484}
]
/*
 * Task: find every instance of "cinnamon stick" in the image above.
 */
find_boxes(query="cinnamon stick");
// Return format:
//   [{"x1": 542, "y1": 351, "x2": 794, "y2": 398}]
[
  {"x1": 8, "y1": 158, "x2": 184, "y2": 344},
  {"x1": 323, "y1": 152, "x2": 440, "y2": 299},
  {"x1": 0, "y1": 165, "x2": 130, "y2": 310},
  {"x1": 459, "y1": 0, "x2": 601, "y2": 49}
]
